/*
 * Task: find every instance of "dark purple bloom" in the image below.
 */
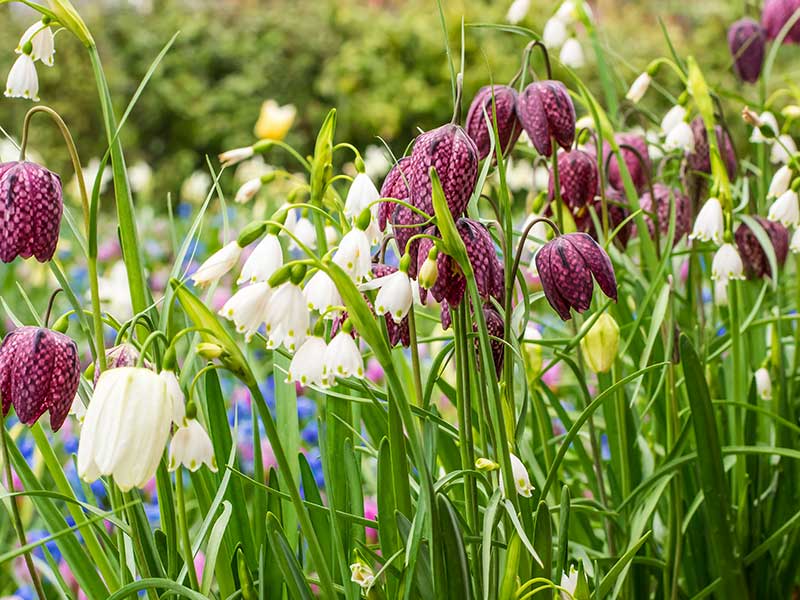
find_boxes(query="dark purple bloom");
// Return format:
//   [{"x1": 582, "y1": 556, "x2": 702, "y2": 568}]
[
  {"x1": 516, "y1": 80, "x2": 576, "y2": 158},
  {"x1": 606, "y1": 134, "x2": 651, "y2": 193},
  {"x1": 762, "y1": 0, "x2": 800, "y2": 43},
  {"x1": 379, "y1": 157, "x2": 412, "y2": 231},
  {"x1": 548, "y1": 149, "x2": 598, "y2": 214},
  {"x1": 465, "y1": 85, "x2": 522, "y2": 160},
  {"x1": 94, "y1": 343, "x2": 151, "y2": 386},
  {"x1": 409, "y1": 123, "x2": 478, "y2": 218},
  {"x1": 735, "y1": 217, "x2": 789, "y2": 279},
  {"x1": 477, "y1": 304, "x2": 505, "y2": 377},
  {"x1": 728, "y1": 18, "x2": 766, "y2": 83},
  {"x1": 687, "y1": 117, "x2": 738, "y2": 180},
  {"x1": 637, "y1": 183, "x2": 691, "y2": 245},
  {"x1": 535, "y1": 233, "x2": 617, "y2": 321},
  {"x1": 0, "y1": 161, "x2": 63, "y2": 263},
  {"x1": 575, "y1": 187, "x2": 632, "y2": 250},
  {"x1": 0, "y1": 326, "x2": 80, "y2": 431}
]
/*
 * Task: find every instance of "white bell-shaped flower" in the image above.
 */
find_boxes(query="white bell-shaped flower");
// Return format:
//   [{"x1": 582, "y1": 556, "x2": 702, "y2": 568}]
[
  {"x1": 289, "y1": 217, "x2": 317, "y2": 251},
  {"x1": 238, "y1": 234, "x2": 283, "y2": 284},
  {"x1": 325, "y1": 225, "x2": 339, "y2": 247},
  {"x1": 660, "y1": 105, "x2": 686, "y2": 135},
  {"x1": 218, "y1": 146, "x2": 254, "y2": 167},
  {"x1": 345, "y1": 173, "x2": 380, "y2": 219},
  {"x1": 234, "y1": 178, "x2": 262, "y2": 204},
  {"x1": 711, "y1": 243, "x2": 746, "y2": 282},
  {"x1": 749, "y1": 111, "x2": 779, "y2": 143},
  {"x1": 333, "y1": 228, "x2": 372, "y2": 282},
  {"x1": 169, "y1": 419, "x2": 217, "y2": 472},
  {"x1": 219, "y1": 282, "x2": 272, "y2": 341},
  {"x1": 17, "y1": 21, "x2": 55, "y2": 67},
  {"x1": 159, "y1": 370, "x2": 187, "y2": 427},
  {"x1": 287, "y1": 336, "x2": 327, "y2": 386},
  {"x1": 304, "y1": 270, "x2": 342, "y2": 315},
  {"x1": 771, "y1": 135, "x2": 798, "y2": 164},
  {"x1": 768, "y1": 165, "x2": 792, "y2": 199},
  {"x1": 500, "y1": 453, "x2": 534, "y2": 498},
  {"x1": 714, "y1": 279, "x2": 729, "y2": 306},
  {"x1": 543, "y1": 17, "x2": 569, "y2": 49},
  {"x1": 664, "y1": 121, "x2": 695, "y2": 153},
  {"x1": 373, "y1": 270, "x2": 413, "y2": 323},
  {"x1": 689, "y1": 197, "x2": 724, "y2": 244},
  {"x1": 264, "y1": 282, "x2": 309, "y2": 352},
  {"x1": 5, "y1": 52, "x2": 38, "y2": 101},
  {"x1": 625, "y1": 72, "x2": 651, "y2": 104},
  {"x1": 755, "y1": 367, "x2": 772, "y2": 400},
  {"x1": 191, "y1": 241, "x2": 241, "y2": 286},
  {"x1": 77, "y1": 368, "x2": 173, "y2": 492},
  {"x1": 559, "y1": 38, "x2": 584, "y2": 68},
  {"x1": 506, "y1": 0, "x2": 531, "y2": 24},
  {"x1": 768, "y1": 189, "x2": 800, "y2": 227},
  {"x1": 349, "y1": 561, "x2": 375, "y2": 590},
  {"x1": 790, "y1": 228, "x2": 800, "y2": 254},
  {"x1": 560, "y1": 566, "x2": 579, "y2": 600},
  {"x1": 323, "y1": 331, "x2": 364, "y2": 385}
]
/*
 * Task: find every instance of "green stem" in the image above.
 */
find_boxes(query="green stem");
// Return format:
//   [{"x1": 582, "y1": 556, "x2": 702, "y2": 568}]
[
  {"x1": 1, "y1": 415, "x2": 46, "y2": 600},
  {"x1": 175, "y1": 468, "x2": 199, "y2": 589},
  {"x1": 550, "y1": 141, "x2": 565, "y2": 233},
  {"x1": 407, "y1": 305, "x2": 424, "y2": 407}
]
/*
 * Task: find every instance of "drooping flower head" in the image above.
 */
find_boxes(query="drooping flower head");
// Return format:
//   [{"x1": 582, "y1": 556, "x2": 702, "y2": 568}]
[
  {"x1": 535, "y1": 232, "x2": 618, "y2": 321},
  {"x1": 477, "y1": 304, "x2": 505, "y2": 377},
  {"x1": 762, "y1": 0, "x2": 800, "y2": 43},
  {"x1": 93, "y1": 343, "x2": 151, "y2": 386},
  {"x1": 728, "y1": 18, "x2": 766, "y2": 83},
  {"x1": 379, "y1": 157, "x2": 412, "y2": 231},
  {"x1": 604, "y1": 133, "x2": 651, "y2": 193},
  {"x1": 0, "y1": 326, "x2": 80, "y2": 431},
  {"x1": 686, "y1": 117, "x2": 738, "y2": 180},
  {"x1": 409, "y1": 123, "x2": 479, "y2": 218},
  {"x1": 637, "y1": 183, "x2": 691, "y2": 245},
  {"x1": 0, "y1": 161, "x2": 63, "y2": 263},
  {"x1": 465, "y1": 85, "x2": 522, "y2": 160},
  {"x1": 516, "y1": 80, "x2": 576, "y2": 157},
  {"x1": 548, "y1": 148, "x2": 598, "y2": 214},
  {"x1": 735, "y1": 217, "x2": 789, "y2": 279}
]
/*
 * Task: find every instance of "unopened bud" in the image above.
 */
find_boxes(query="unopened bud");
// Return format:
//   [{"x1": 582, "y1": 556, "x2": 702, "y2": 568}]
[
  {"x1": 475, "y1": 457, "x2": 500, "y2": 471},
  {"x1": 197, "y1": 342, "x2": 224, "y2": 360},
  {"x1": 355, "y1": 207, "x2": 372, "y2": 231},
  {"x1": 237, "y1": 221, "x2": 267, "y2": 247},
  {"x1": 742, "y1": 106, "x2": 762, "y2": 128},
  {"x1": 580, "y1": 313, "x2": 620, "y2": 373},
  {"x1": 419, "y1": 249, "x2": 439, "y2": 289},
  {"x1": 51, "y1": 314, "x2": 70, "y2": 334}
]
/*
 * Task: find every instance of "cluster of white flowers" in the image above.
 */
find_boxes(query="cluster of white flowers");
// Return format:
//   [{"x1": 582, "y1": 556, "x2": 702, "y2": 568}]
[
  {"x1": 659, "y1": 104, "x2": 694, "y2": 153},
  {"x1": 539, "y1": 2, "x2": 590, "y2": 69},
  {"x1": 5, "y1": 18, "x2": 56, "y2": 101}
]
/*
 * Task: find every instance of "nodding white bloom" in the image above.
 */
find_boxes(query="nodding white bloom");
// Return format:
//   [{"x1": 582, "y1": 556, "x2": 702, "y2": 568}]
[
  {"x1": 768, "y1": 165, "x2": 793, "y2": 199},
  {"x1": 689, "y1": 197, "x2": 725, "y2": 244},
  {"x1": 234, "y1": 178, "x2": 262, "y2": 204},
  {"x1": 771, "y1": 135, "x2": 798, "y2": 164},
  {"x1": 506, "y1": 0, "x2": 531, "y2": 24},
  {"x1": 17, "y1": 21, "x2": 55, "y2": 67},
  {"x1": 289, "y1": 217, "x2": 317, "y2": 251},
  {"x1": 238, "y1": 234, "x2": 283, "y2": 284},
  {"x1": 304, "y1": 270, "x2": 342, "y2": 315},
  {"x1": 77, "y1": 368, "x2": 173, "y2": 492},
  {"x1": 560, "y1": 566, "x2": 579, "y2": 600},
  {"x1": 556, "y1": 0, "x2": 579, "y2": 22},
  {"x1": 372, "y1": 270, "x2": 413, "y2": 323},
  {"x1": 70, "y1": 394, "x2": 87, "y2": 423},
  {"x1": 768, "y1": 189, "x2": 800, "y2": 227},
  {"x1": 219, "y1": 146, "x2": 254, "y2": 168},
  {"x1": 169, "y1": 419, "x2": 217, "y2": 472},
  {"x1": 191, "y1": 241, "x2": 241, "y2": 286},
  {"x1": 219, "y1": 282, "x2": 272, "y2": 341},
  {"x1": 543, "y1": 17, "x2": 569, "y2": 49},
  {"x1": 791, "y1": 228, "x2": 800, "y2": 254},
  {"x1": 333, "y1": 228, "x2": 372, "y2": 282},
  {"x1": 286, "y1": 336, "x2": 327, "y2": 386},
  {"x1": 5, "y1": 53, "x2": 38, "y2": 101},
  {"x1": 501, "y1": 453, "x2": 534, "y2": 498},
  {"x1": 714, "y1": 279, "x2": 729, "y2": 306},
  {"x1": 660, "y1": 105, "x2": 687, "y2": 135},
  {"x1": 711, "y1": 243, "x2": 746, "y2": 282},
  {"x1": 349, "y1": 561, "x2": 375, "y2": 590},
  {"x1": 625, "y1": 72, "x2": 651, "y2": 104},
  {"x1": 323, "y1": 331, "x2": 364, "y2": 385},
  {"x1": 345, "y1": 173, "x2": 380, "y2": 219},
  {"x1": 128, "y1": 160, "x2": 153, "y2": 194},
  {"x1": 664, "y1": 121, "x2": 695, "y2": 153},
  {"x1": 755, "y1": 367, "x2": 772, "y2": 400},
  {"x1": 264, "y1": 282, "x2": 309, "y2": 352},
  {"x1": 159, "y1": 370, "x2": 187, "y2": 426},
  {"x1": 325, "y1": 225, "x2": 339, "y2": 247},
  {"x1": 749, "y1": 111, "x2": 779, "y2": 143},
  {"x1": 559, "y1": 38, "x2": 585, "y2": 69}
]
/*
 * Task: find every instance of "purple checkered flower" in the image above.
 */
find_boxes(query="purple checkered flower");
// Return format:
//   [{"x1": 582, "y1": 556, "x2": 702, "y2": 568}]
[
  {"x1": 379, "y1": 157, "x2": 412, "y2": 231},
  {"x1": 478, "y1": 304, "x2": 505, "y2": 377},
  {"x1": 735, "y1": 217, "x2": 789, "y2": 279},
  {"x1": 0, "y1": 326, "x2": 80, "y2": 431},
  {"x1": 516, "y1": 80, "x2": 576, "y2": 158},
  {"x1": 728, "y1": 18, "x2": 766, "y2": 83},
  {"x1": 575, "y1": 187, "x2": 632, "y2": 250},
  {"x1": 762, "y1": 0, "x2": 800, "y2": 43},
  {"x1": 637, "y1": 183, "x2": 691, "y2": 245},
  {"x1": 535, "y1": 233, "x2": 617, "y2": 321},
  {"x1": 465, "y1": 85, "x2": 522, "y2": 160},
  {"x1": 409, "y1": 123, "x2": 478, "y2": 218},
  {"x1": 687, "y1": 117, "x2": 738, "y2": 180},
  {"x1": 0, "y1": 161, "x2": 63, "y2": 263},
  {"x1": 548, "y1": 149, "x2": 598, "y2": 214},
  {"x1": 605, "y1": 134, "x2": 651, "y2": 193}
]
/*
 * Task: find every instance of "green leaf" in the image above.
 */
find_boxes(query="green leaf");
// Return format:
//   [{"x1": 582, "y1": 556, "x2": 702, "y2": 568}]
[
  {"x1": 265, "y1": 513, "x2": 315, "y2": 600},
  {"x1": 438, "y1": 494, "x2": 473, "y2": 600}
]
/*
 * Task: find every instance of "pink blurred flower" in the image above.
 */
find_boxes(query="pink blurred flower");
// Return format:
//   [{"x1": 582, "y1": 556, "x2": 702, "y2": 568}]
[
  {"x1": 364, "y1": 496, "x2": 379, "y2": 543},
  {"x1": 365, "y1": 358, "x2": 384, "y2": 383}
]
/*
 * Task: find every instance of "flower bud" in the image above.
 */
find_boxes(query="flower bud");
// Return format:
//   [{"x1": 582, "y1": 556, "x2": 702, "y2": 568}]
[
  {"x1": 419, "y1": 247, "x2": 439, "y2": 289},
  {"x1": 475, "y1": 457, "x2": 500, "y2": 471},
  {"x1": 580, "y1": 313, "x2": 620, "y2": 373},
  {"x1": 197, "y1": 342, "x2": 224, "y2": 360},
  {"x1": 728, "y1": 19, "x2": 766, "y2": 83},
  {"x1": 755, "y1": 367, "x2": 772, "y2": 400},
  {"x1": 237, "y1": 221, "x2": 267, "y2": 247}
]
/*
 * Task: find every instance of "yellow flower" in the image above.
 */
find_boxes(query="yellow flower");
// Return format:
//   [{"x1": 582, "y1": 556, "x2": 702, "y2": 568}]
[
  {"x1": 254, "y1": 99, "x2": 296, "y2": 141},
  {"x1": 580, "y1": 313, "x2": 619, "y2": 374}
]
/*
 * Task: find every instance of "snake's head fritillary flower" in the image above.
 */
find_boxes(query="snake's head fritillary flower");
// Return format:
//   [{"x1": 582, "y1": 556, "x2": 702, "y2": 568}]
[
  {"x1": 690, "y1": 197, "x2": 725, "y2": 244},
  {"x1": 169, "y1": 419, "x2": 217, "y2": 472},
  {"x1": 93, "y1": 343, "x2": 150, "y2": 386},
  {"x1": 535, "y1": 232, "x2": 617, "y2": 321},
  {"x1": 379, "y1": 156, "x2": 412, "y2": 231},
  {"x1": 728, "y1": 18, "x2": 766, "y2": 83},
  {"x1": 637, "y1": 183, "x2": 691, "y2": 245},
  {"x1": 287, "y1": 336, "x2": 328, "y2": 386},
  {"x1": 573, "y1": 188, "x2": 632, "y2": 250},
  {"x1": 409, "y1": 123, "x2": 478, "y2": 218},
  {"x1": 78, "y1": 367, "x2": 173, "y2": 491},
  {"x1": 762, "y1": 0, "x2": 800, "y2": 43},
  {"x1": 687, "y1": 117, "x2": 738, "y2": 180},
  {"x1": 735, "y1": 217, "x2": 789, "y2": 279},
  {"x1": 465, "y1": 85, "x2": 522, "y2": 160},
  {"x1": 0, "y1": 326, "x2": 79, "y2": 432},
  {"x1": 548, "y1": 149, "x2": 598, "y2": 214},
  {"x1": 605, "y1": 133, "x2": 650, "y2": 193},
  {"x1": 16, "y1": 21, "x2": 55, "y2": 67},
  {"x1": 768, "y1": 189, "x2": 800, "y2": 227},
  {"x1": 517, "y1": 80, "x2": 576, "y2": 157},
  {"x1": 191, "y1": 241, "x2": 242, "y2": 286},
  {"x1": 755, "y1": 367, "x2": 773, "y2": 400},
  {"x1": 0, "y1": 161, "x2": 63, "y2": 263},
  {"x1": 479, "y1": 304, "x2": 505, "y2": 377}
]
